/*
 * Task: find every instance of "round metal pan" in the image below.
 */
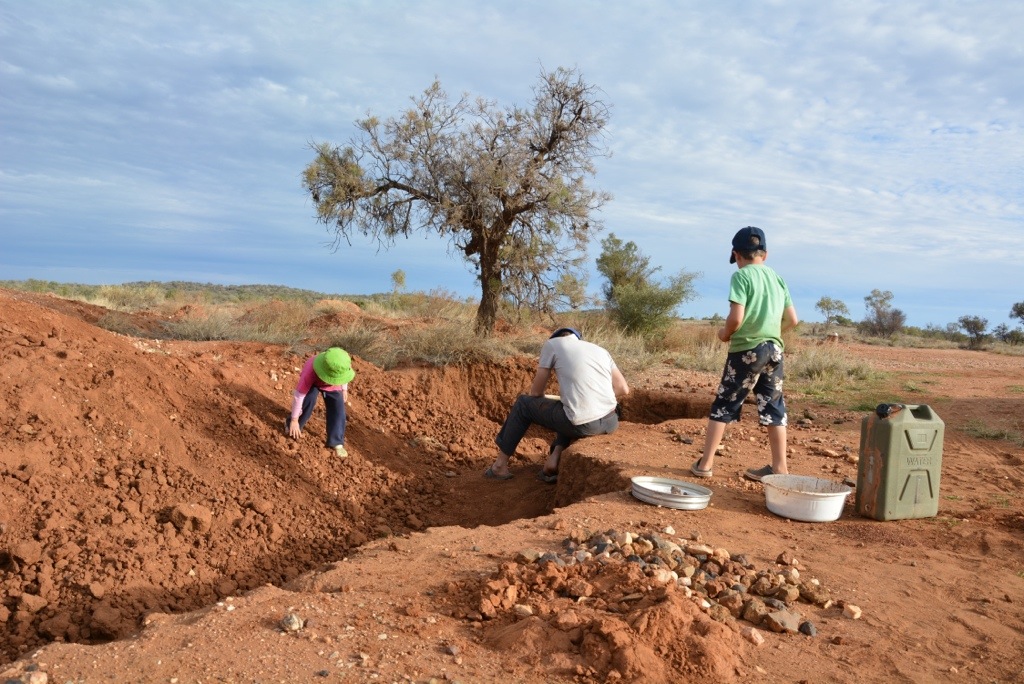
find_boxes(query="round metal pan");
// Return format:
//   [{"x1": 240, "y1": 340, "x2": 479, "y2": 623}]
[{"x1": 630, "y1": 476, "x2": 712, "y2": 510}]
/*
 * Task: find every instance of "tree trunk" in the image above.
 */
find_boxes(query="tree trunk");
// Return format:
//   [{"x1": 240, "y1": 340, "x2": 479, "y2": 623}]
[{"x1": 475, "y1": 245, "x2": 502, "y2": 336}]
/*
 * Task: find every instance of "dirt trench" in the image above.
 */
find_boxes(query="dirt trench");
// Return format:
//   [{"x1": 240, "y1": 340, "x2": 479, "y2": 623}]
[{"x1": 0, "y1": 289, "x2": 711, "y2": 665}]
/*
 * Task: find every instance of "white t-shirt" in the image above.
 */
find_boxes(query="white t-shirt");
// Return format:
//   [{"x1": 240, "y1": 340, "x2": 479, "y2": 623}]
[{"x1": 538, "y1": 336, "x2": 619, "y2": 425}]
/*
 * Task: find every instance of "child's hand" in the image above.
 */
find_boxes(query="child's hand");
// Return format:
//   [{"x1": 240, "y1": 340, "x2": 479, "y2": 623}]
[{"x1": 287, "y1": 418, "x2": 302, "y2": 439}]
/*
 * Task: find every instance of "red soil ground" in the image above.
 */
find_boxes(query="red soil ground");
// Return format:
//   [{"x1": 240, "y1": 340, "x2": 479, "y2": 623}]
[{"x1": 1, "y1": 288, "x2": 1022, "y2": 683}]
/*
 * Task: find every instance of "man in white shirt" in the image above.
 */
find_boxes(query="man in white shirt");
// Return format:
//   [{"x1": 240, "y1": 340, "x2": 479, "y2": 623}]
[{"x1": 484, "y1": 327, "x2": 630, "y2": 483}]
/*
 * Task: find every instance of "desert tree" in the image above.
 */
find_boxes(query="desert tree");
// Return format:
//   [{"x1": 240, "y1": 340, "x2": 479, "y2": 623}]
[
  {"x1": 552, "y1": 272, "x2": 592, "y2": 311},
  {"x1": 861, "y1": 289, "x2": 906, "y2": 338},
  {"x1": 814, "y1": 296, "x2": 849, "y2": 331},
  {"x1": 1011, "y1": 301, "x2": 1024, "y2": 326},
  {"x1": 302, "y1": 67, "x2": 611, "y2": 334},
  {"x1": 596, "y1": 233, "x2": 655, "y2": 306},
  {"x1": 497, "y1": 223, "x2": 590, "y2": 318},
  {"x1": 957, "y1": 315, "x2": 988, "y2": 350},
  {"x1": 596, "y1": 233, "x2": 699, "y2": 336},
  {"x1": 390, "y1": 269, "x2": 406, "y2": 294}
]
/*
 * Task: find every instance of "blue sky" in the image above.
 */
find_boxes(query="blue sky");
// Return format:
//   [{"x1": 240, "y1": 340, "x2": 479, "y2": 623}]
[{"x1": 2, "y1": 1, "x2": 1022, "y2": 329}]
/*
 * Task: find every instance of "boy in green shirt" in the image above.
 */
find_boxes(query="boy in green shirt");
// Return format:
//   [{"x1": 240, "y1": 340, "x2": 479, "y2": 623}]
[{"x1": 690, "y1": 226, "x2": 800, "y2": 481}]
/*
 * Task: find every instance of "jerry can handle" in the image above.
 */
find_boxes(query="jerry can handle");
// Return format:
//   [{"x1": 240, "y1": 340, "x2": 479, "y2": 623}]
[{"x1": 875, "y1": 403, "x2": 905, "y2": 419}]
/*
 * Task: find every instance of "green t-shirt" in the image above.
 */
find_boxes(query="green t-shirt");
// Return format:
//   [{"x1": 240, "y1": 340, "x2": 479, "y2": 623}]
[{"x1": 727, "y1": 264, "x2": 793, "y2": 353}]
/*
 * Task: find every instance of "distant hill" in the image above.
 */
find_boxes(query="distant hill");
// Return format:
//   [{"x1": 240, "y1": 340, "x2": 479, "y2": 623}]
[{"x1": 0, "y1": 279, "x2": 376, "y2": 305}]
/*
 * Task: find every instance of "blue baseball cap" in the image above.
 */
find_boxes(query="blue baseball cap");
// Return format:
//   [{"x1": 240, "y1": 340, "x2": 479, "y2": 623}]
[
  {"x1": 550, "y1": 327, "x2": 582, "y2": 340},
  {"x1": 730, "y1": 226, "x2": 767, "y2": 263}
]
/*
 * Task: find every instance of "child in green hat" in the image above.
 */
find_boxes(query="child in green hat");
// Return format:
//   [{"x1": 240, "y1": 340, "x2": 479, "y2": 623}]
[{"x1": 286, "y1": 347, "x2": 355, "y2": 457}]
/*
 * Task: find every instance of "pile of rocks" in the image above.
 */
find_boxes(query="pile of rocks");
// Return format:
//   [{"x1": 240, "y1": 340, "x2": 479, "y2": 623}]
[{"x1": 478, "y1": 527, "x2": 849, "y2": 640}]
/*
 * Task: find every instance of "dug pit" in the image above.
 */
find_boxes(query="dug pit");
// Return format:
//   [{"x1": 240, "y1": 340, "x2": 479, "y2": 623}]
[{"x1": 0, "y1": 290, "x2": 710, "y2": 665}]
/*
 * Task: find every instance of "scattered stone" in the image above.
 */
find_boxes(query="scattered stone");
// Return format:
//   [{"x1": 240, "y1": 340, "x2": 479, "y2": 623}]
[
  {"x1": 565, "y1": 578, "x2": 594, "y2": 599},
  {"x1": 799, "y1": 621, "x2": 817, "y2": 636},
  {"x1": 764, "y1": 609, "x2": 802, "y2": 634},
  {"x1": 750, "y1": 576, "x2": 775, "y2": 596},
  {"x1": 538, "y1": 552, "x2": 566, "y2": 568},
  {"x1": 513, "y1": 604, "x2": 534, "y2": 617},
  {"x1": 650, "y1": 568, "x2": 676, "y2": 584},
  {"x1": 843, "y1": 604, "x2": 862, "y2": 620},
  {"x1": 515, "y1": 549, "x2": 542, "y2": 564},
  {"x1": 730, "y1": 553, "x2": 752, "y2": 567},
  {"x1": 780, "y1": 567, "x2": 800, "y2": 583},
  {"x1": 774, "y1": 585, "x2": 801, "y2": 603},
  {"x1": 686, "y1": 543, "x2": 713, "y2": 556},
  {"x1": 717, "y1": 591, "x2": 745, "y2": 618},
  {"x1": 707, "y1": 603, "x2": 733, "y2": 623},
  {"x1": 776, "y1": 551, "x2": 799, "y2": 567},
  {"x1": 279, "y1": 613, "x2": 305, "y2": 632},
  {"x1": 799, "y1": 582, "x2": 832, "y2": 607},
  {"x1": 741, "y1": 626, "x2": 765, "y2": 646}
]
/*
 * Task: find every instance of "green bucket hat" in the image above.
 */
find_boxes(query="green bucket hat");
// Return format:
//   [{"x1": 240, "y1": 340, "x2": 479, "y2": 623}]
[{"x1": 313, "y1": 347, "x2": 355, "y2": 386}]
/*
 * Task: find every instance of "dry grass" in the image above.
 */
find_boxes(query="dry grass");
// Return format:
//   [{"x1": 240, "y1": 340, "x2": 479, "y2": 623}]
[
  {"x1": 660, "y1": 322, "x2": 725, "y2": 373},
  {"x1": 163, "y1": 300, "x2": 313, "y2": 344},
  {"x1": 6, "y1": 280, "x2": 1018, "y2": 392},
  {"x1": 961, "y1": 419, "x2": 1024, "y2": 448}
]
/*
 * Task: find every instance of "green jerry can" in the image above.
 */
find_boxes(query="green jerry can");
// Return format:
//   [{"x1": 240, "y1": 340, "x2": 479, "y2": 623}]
[{"x1": 856, "y1": 404, "x2": 944, "y2": 521}]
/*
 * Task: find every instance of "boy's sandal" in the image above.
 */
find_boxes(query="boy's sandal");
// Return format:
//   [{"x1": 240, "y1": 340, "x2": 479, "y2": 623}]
[
  {"x1": 744, "y1": 465, "x2": 774, "y2": 482},
  {"x1": 690, "y1": 458, "x2": 713, "y2": 478},
  {"x1": 537, "y1": 470, "x2": 558, "y2": 484}
]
